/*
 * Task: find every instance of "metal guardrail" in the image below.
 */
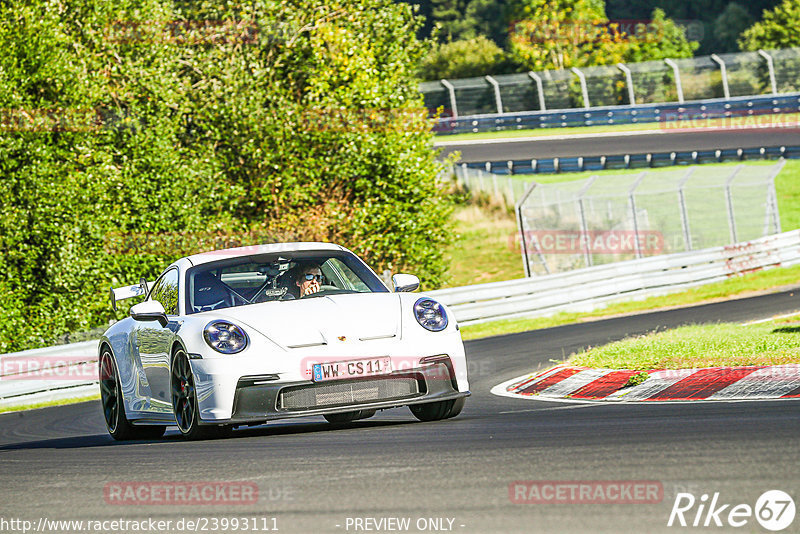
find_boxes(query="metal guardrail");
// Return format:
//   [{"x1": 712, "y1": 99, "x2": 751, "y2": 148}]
[
  {"x1": 3, "y1": 230, "x2": 800, "y2": 406},
  {"x1": 429, "y1": 230, "x2": 800, "y2": 325},
  {"x1": 435, "y1": 93, "x2": 800, "y2": 135},
  {"x1": 0, "y1": 340, "x2": 99, "y2": 409},
  {"x1": 460, "y1": 145, "x2": 800, "y2": 176}
]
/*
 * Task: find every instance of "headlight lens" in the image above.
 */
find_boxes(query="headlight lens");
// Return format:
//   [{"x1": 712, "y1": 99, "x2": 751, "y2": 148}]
[
  {"x1": 203, "y1": 321, "x2": 248, "y2": 354},
  {"x1": 414, "y1": 298, "x2": 448, "y2": 332}
]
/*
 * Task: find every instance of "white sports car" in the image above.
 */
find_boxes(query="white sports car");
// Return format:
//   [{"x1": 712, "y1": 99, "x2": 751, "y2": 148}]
[{"x1": 99, "y1": 242, "x2": 469, "y2": 440}]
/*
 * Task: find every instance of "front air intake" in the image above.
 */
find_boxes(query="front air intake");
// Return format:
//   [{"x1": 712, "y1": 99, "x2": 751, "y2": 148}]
[{"x1": 278, "y1": 376, "x2": 423, "y2": 410}]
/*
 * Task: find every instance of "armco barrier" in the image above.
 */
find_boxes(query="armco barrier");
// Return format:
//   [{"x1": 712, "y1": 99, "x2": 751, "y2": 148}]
[
  {"x1": 461, "y1": 146, "x2": 800, "y2": 176},
  {"x1": 428, "y1": 230, "x2": 800, "y2": 324},
  {"x1": 2, "y1": 230, "x2": 800, "y2": 408},
  {"x1": 0, "y1": 340, "x2": 99, "y2": 409},
  {"x1": 435, "y1": 93, "x2": 800, "y2": 135}
]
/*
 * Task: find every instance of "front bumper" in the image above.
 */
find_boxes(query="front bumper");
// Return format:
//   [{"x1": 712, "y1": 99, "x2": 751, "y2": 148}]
[{"x1": 226, "y1": 361, "x2": 469, "y2": 424}]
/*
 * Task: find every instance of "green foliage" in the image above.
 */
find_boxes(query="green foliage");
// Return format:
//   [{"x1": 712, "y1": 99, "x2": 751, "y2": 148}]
[
  {"x1": 622, "y1": 8, "x2": 697, "y2": 62},
  {"x1": 506, "y1": 2, "x2": 695, "y2": 72},
  {"x1": 428, "y1": 0, "x2": 508, "y2": 45},
  {"x1": 0, "y1": 0, "x2": 452, "y2": 351},
  {"x1": 418, "y1": 35, "x2": 508, "y2": 79},
  {"x1": 739, "y1": 0, "x2": 800, "y2": 51},
  {"x1": 713, "y1": 3, "x2": 754, "y2": 52},
  {"x1": 507, "y1": 0, "x2": 624, "y2": 71}
]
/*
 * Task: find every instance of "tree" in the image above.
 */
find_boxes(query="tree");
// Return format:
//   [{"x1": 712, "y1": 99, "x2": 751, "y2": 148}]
[
  {"x1": 0, "y1": 0, "x2": 453, "y2": 351},
  {"x1": 507, "y1": 0, "x2": 629, "y2": 71},
  {"x1": 418, "y1": 36, "x2": 508, "y2": 79},
  {"x1": 713, "y1": 3, "x2": 754, "y2": 52},
  {"x1": 622, "y1": 8, "x2": 698, "y2": 63},
  {"x1": 739, "y1": 0, "x2": 800, "y2": 50},
  {"x1": 428, "y1": 0, "x2": 508, "y2": 45},
  {"x1": 506, "y1": 2, "x2": 695, "y2": 72}
]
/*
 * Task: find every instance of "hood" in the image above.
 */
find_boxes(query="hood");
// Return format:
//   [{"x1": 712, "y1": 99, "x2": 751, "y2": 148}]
[{"x1": 212, "y1": 292, "x2": 403, "y2": 349}]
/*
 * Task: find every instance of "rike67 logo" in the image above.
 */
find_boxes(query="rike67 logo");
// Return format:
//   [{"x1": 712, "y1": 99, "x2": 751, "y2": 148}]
[{"x1": 668, "y1": 490, "x2": 795, "y2": 531}]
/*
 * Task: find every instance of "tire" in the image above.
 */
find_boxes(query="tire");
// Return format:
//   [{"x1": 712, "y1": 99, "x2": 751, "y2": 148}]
[
  {"x1": 171, "y1": 349, "x2": 230, "y2": 440},
  {"x1": 99, "y1": 349, "x2": 165, "y2": 441},
  {"x1": 323, "y1": 409, "x2": 376, "y2": 424},
  {"x1": 409, "y1": 397, "x2": 465, "y2": 422}
]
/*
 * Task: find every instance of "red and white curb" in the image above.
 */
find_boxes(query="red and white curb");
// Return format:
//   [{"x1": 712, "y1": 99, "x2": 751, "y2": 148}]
[{"x1": 491, "y1": 364, "x2": 800, "y2": 403}]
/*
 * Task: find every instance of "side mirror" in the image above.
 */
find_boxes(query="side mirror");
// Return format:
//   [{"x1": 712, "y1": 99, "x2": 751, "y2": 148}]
[
  {"x1": 392, "y1": 273, "x2": 420, "y2": 293},
  {"x1": 130, "y1": 300, "x2": 168, "y2": 327}
]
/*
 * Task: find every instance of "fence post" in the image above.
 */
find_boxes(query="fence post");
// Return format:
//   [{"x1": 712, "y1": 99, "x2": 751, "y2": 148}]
[
  {"x1": 485, "y1": 75, "x2": 503, "y2": 114},
  {"x1": 628, "y1": 172, "x2": 647, "y2": 258},
  {"x1": 710, "y1": 54, "x2": 730, "y2": 99},
  {"x1": 528, "y1": 71, "x2": 546, "y2": 111},
  {"x1": 616, "y1": 63, "x2": 636, "y2": 105},
  {"x1": 516, "y1": 181, "x2": 542, "y2": 277},
  {"x1": 664, "y1": 59, "x2": 684, "y2": 104},
  {"x1": 758, "y1": 50, "x2": 778, "y2": 96},
  {"x1": 441, "y1": 79, "x2": 458, "y2": 118},
  {"x1": 766, "y1": 159, "x2": 786, "y2": 234},
  {"x1": 677, "y1": 168, "x2": 695, "y2": 251},
  {"x1": 577, "y1": 175, "x2": 598, "y2": 267},
  {"x1": 571, "y1": 67, "x2": 591, "y2": 108},
  {"x1": 725, "y1": 165, "x2": 744, "y2": 244}
]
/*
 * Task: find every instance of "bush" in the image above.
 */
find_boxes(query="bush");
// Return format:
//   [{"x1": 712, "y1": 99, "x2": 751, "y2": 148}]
[
  {"x1": 418, "y1": 36, "x2": 509, "y2": 80},
  {"x1": 0, "y1": 0, "x2": 452, "y2": 351}
]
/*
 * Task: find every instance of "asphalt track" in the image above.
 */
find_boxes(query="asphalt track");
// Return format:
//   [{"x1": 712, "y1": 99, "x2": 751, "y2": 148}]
[
  {"x1": 436, "y1": 127, "x2": 800, "y2": 162},
  {"x1": 2, "y1": 290, "x2": 800, "y2": 533}
]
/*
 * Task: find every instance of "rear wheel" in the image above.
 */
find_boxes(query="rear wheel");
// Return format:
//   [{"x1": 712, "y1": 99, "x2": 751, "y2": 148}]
[
  {"x1": 171, "y1": 349, "x2": 230, "y2": 440},
  {"x1": 99, "y1": 349, "x2": 165, "y2": 440},
  {"x1": 409, "y1": 397, "x2": 465, "y2": 422},
  {"x1": 323, "y1": 409, "x2": 376, "y2": 424}
]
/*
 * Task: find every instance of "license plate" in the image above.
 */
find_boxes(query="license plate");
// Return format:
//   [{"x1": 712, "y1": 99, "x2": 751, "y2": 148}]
[{"x1": 312, "y1": 357, "x2": 392, "y2": 382}]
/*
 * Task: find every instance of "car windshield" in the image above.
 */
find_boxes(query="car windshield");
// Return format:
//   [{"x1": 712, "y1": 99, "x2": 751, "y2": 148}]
[{"x1": 185, "y1": 250, "x2": 389, "y2": 314}]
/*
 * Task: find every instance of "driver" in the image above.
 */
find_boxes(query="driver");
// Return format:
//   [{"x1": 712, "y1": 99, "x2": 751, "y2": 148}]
[{"x1": 296, "y1": 263, "x2": 323, "y2": 297}]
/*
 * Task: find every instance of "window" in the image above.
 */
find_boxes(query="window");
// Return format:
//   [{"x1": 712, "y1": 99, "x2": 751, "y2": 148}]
[
  {"x1": 185, "y1": 251, "x2": 388, "y2": 314},
  {"x1": 149, "y1": 268, "x2": 180, "y2": 316}
]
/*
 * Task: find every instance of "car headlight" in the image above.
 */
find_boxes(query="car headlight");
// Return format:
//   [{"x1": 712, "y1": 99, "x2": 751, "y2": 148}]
[
  {"x1": 414, "y1": 298, "x2": 448, "y2": 332},
  {"x1": 203, "y1": 321, "x2": 248, "y2": 354}
]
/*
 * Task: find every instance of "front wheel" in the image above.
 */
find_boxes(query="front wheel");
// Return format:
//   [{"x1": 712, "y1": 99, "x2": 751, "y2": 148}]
[
  {"x1": 99, "y1": 349, "x2": 165, "y2": 441},
  {"x1": 409, "y1": 397, "x2": 465, "y2": 422},
  {"x1": 171, "y1": 349, "x2": 229, "y2": 440}
]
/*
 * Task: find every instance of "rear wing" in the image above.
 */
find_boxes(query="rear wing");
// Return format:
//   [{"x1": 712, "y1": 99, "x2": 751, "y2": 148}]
[{"x1": 109, "y1": 278, "x2": 152, "y2": 311}]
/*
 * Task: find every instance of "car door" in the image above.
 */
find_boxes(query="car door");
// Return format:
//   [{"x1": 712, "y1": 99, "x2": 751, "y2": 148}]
[{"x1": 134, "y1": 267, "x2": 180, "y2": 413}]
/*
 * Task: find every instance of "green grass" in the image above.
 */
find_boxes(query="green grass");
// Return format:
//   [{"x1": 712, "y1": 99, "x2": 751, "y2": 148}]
[
  {"x1": 459, "y1": 262, "x2": 800, "y2": 340},
  {"x1": 436, "y1": 121, "x2": 661, "y2": 143},
  {"x1": 435, "y1": 112, "x2": 800, "y2": 143},
  {"x1": 452, "y1": 158, "x2": 800, "y2": 340},
  {"x1": 0, "y1": 393, "x2": 100, "y2": 414},
  {"x1": 443, "y1": 205, "x2": 523, "y2": 287},
  {"x1": 562, "y1": 320, "x2": 800, "y2": 370}
]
